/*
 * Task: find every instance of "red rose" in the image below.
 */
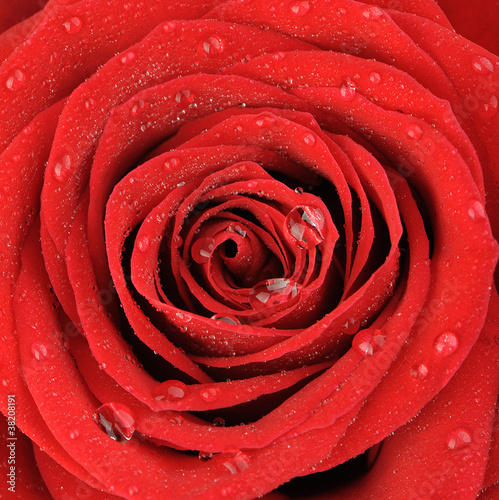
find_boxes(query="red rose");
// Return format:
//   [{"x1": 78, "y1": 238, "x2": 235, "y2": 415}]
[{"x1": 1, "y1": 1, "x2": 498, "y2": 499}]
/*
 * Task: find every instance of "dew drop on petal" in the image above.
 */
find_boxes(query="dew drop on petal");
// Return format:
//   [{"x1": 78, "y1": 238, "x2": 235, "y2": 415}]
[
  {"x1": 434, "y1": 331, "x2": 459, "y2": 357},
  {"x1": 172, "y1": 234, "x2": 183, "y2": 248},
  {"x1": 481, "y1": 94, "x2": 498, "y2": 118},
  {"x1": 405, "y1": 124, "x2": 424, "y2": 140},
  {"x1": 471, "y1": 55, "x2": 494, "y2": 74},
  {"x1": 446, "y1": 428, "x2": 472, "y2": 450},
  {"x1": 53, "y1": 155, "x2": 73, "y2": 181},
  {"x1": 362, "y1": 6, "x2": 383, "y2": 19},
  {"x1": 69, "y1": 429, "x2": 80, "y2": 440},
  {"x1": 200, "y1": 386, "x2": 220, "y2": 403},
  {"x1": 289, "y1": 0, "x2": 311, "y2": 16},
  {"x1": 410, "y1": 363, "x2": 429, "y2": 380},
  {"x1": 174, "y1": 89, "x2": 194, "y2": 106},
  {"x1": 255, "y1": 112, "x2": 276, "y2": 128},
  {"x1": 63, "y1": 17, "x2": 83, "y2": 34},
  {"x1": 128, "y1": 486, "x2": 139, "y2": 496},
  {"x1": 164, "y1": 157, "x2": 180, "y2": 170},
  {"x1": 169, "y1": 414, "x2": 183, "y2": 425},
  {"x1": 285, "y1": 205, "x2": 326, "y2": 249},
  {"x1": 368, "y1": 72, "x2": 382, "y2": 85},
  {"x1": 153, "y1": 380, "x2": 188, "y2": 402},
  {"x1": 120, "y1": 51, "x2": 136, "y2": 64},
  {"x1": 303, "y1": 132, "x2": 316, "y2": 146},
  {"x1": 163, "y1": 20, "x2": 177, "y2": 32},
  {"x1": 130, "y1": 99, "x2": 145, "y2": 116},
  {"x1": 467, "y1": 199, "x2": 486, "y2": 220},
  {"x1": 221, "y1": 450, "x2": 250, "y2": 474},
  {"x1": 202, "y1": 35, "x2": 225, "y2": 56},
  {"x1": 5, "y1": 69, "x2": 25, "y2": 91},
  {"x1": 191, "y1": 237, "x2": 215, "y2": 264},
  {"x1": 84, "y1": 98, "x2": 95, "y2": 110},
  {"x1": 137, "y1": 236, "x2": 149, "y2": 252},
  {"x1": 249, "y1": 278, "x2": 301, "y2": 309},
  {"x1": 228, "y1": 225, "x2": 246, "y2": 237},
  {"x1": 199, "y1": 450, "x2": 213, "y2": 461},
  {"x1": 211, "y1": 314, "x2": 241, "y2": 325},
  {"x1": 94, "y1": 402, "x2": 135, "y2": 442},
  {"x1": 213, "y1": 417, "x2": 226, "y2": 427},
  {"x1": 352, "y1": 330, "x2": 373, "y2": 356},
  {"x1": 31, "y1": 341, "x2": 48, "y2": 361},
  {"x1": 339, "y1": 81, "x2": 356, "y2": 101}
]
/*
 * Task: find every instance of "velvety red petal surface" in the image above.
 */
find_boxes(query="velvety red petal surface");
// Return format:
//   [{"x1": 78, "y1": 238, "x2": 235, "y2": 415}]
[
  {"x1": 0, "y1": 1, "x2": 498, "y2": 499},
  {"x1": 437, "y1": 0, "x2": 499, "y2": 55}
]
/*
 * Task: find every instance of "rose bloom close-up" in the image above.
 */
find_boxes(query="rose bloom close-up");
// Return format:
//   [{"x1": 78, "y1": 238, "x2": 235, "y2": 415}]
[{"x1": 1, "y1": 0, "x2": 499, "y2": 498}]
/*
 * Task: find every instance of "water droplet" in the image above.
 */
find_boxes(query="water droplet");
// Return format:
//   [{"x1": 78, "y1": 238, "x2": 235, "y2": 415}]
[
  {"x1": 164, "y1": 157, "x2": 180, "y2": 170},
  {"x1": 294, "y1": 187, "x2": 304, "y2": 194},
  {"x1": 405, "y1": 124, "x2": 424, "y2": 140},
  {"x1": 5, "y1": 69, "x2": 25, "y2": 91},
  {"x1": 130, "y1": 99, "x2": 145, "y2": 116},
  {"x1": 31, "y1": 341, "x2": 48, "y2": 360},
  {"x1": 289, "y1": 0, "x2": 311, "y2": 16},
  {"x1": 303, "y1": 132, "x2": 316, "y2": 146},
  {"x1": 202, "y1": 35, "x2": 225, "y2": 56},
  {"x1": 339, "y1": 79, "x2": 356, "y2": 101},
  {"x1": 362, "y1": 6, "x2": 383, "y2": 19},
  {"x1": 368, "y1": 72, "x2": 382, "y2": 85},
  {"x1": 467, "y1": 199, "x2": 486, "y2": 220},
  {"x1": 84, "y1": 98, "x2": 95, "y2": 110},
  {"x1": 249, "y1": 278, "x2": 301, "y2": 309},
  {"x1": 471, "y1": 55, "x2": 494, "y2": 74},
  {"x1": 174, "y1": 89, "x2": 194, "y2": 106},
  {"x1": 247, "y1": 180, "x2": 259, "y2": 189},
  {"x1": 410, "y1": 363, "x2": 429, "y2": 380},
  {"x1": 63, "y1": 17, "x2": 83, "y2": 34},
  {"x1": 163, "y1": 20, "x2": 177, "y2": 32},
  {"x1": 191, "y1": 237, "x2": 215, "y2": 264},
  {"x1": 128, "y1": 486, "x2": 139, "y2": 496},
  {"x1": 69, "y1": 429, "x2": 80, "y2": 439},
  {"x1": 254, "y1": 112, "x2": 276, "y2": 128},
  {"x1": 255, "y1": 114, "x2": 276, "y2": 128},
  {"x1": 481, "y1": 94, "x2": 498, "y2": 118},
  {"x1": 53, "y1": 155, "x2": 72, "y2": 181},
  {"x1": 228, "y1": 225, "x2": 247, "y2": 237},
  {"x1": 285, "y1": 205, "x2": 326, "y2": 249},
  {"x1": 172, "y1": 234, "x2": 183, "y2": 248},
  {"x1": 49, "y1": 51, "x2": 58, "y2": 64},
  {"x1": 169, "y1": 414, "x2": 183, "y2": 424},
  {"x1": 200, "y1": 386, "x2": 220, "y2": 402},
  {"x1": 94, "y1": 402, "x2": 135, "y2": 441},
  {"x1": 213, "y1": 417, "x2": 226, "y2": 427},
  {"x1": 153, "y1": 380, "x2": 188, "y2": 401},
  {"x1": 220, "y1": 450, "x2": 250, "y2": 474},
  {"x1": 352, "y1": 330, "x2": 373, "y2": 356},
  {"x1": 211, "y1": 314, "x2": 241, "y2": 325},
  {"x1": 120, "y1": 51, "x2": 136, "y2": 64},
  {"x1": 434, "y1": 331, "x2": 459, "y2": 357},
  {"x1": 137, "y1": 236, "x2": 149, "y2": 252},
  {"x1": 199, "y1": 450, "x2": 213, "y2": 461},
  {"x1": 446, "y1": 428, "x2": 472, "y2": 450}
]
